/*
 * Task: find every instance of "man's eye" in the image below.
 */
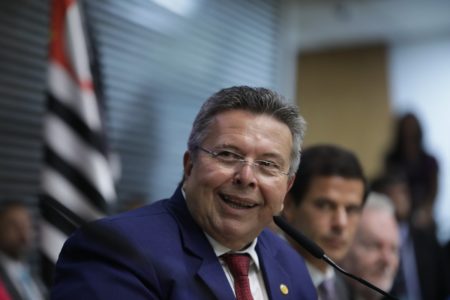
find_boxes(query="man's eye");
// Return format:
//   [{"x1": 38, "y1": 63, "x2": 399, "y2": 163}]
[
  {"x1": 257, "y1": 160, "x2": 280, "y2": 170},
  {"x1": 314, "y1": 201, "x2": 333, "y2": 210},
  {"x1": 215, "y1": 150, "x2": 242, "y2": 161},
  {"x1": 362, "y1": 241, "x2": 379, "y2": 251}
]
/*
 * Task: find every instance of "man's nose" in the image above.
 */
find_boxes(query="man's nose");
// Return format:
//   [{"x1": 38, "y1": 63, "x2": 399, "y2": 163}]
[
  {"x1": 332, "y1": 207, "x2": 348, "y2": 228},
  {"x1": 232, "y1": 162, "x2": 257, "y2": 187}
]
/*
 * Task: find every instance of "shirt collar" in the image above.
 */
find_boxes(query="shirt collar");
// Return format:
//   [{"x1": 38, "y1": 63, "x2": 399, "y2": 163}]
[
  {"x1": 205, "y1": 233, "x2": 261, "y2": 270},
  {"x1": 306, "y1": 261, "x2": 335, "y2": 288}
]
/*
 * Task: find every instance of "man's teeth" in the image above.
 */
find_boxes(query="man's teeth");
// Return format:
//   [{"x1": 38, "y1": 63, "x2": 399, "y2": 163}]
[{"x1": 222, "y1": 194, "x2": 256, "y2": 208}]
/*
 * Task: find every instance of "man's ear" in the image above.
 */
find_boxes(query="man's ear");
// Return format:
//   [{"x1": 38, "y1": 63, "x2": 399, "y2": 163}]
[
  {"x1": 287, "y1": 174, "x2": 295, "y2": 192},
  {"x1": 183, "y1": 151, "x2": 193, "y2": 177}
]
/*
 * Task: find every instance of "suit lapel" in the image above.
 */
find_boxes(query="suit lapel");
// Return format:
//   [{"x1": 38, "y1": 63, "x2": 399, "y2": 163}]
[
  {"x1": 196, "y1": 257, "x2": 235, "y2": 300},
  {"x1": 257, "y1": 234, "x2": 293, "y2": 300},
  {"x1": 166, "y1": 187, "x2": 235, "y2": 300}
]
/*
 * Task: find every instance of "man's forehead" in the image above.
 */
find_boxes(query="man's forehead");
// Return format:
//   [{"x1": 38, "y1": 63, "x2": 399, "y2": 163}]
[
  {"x1": 307, "y1": 175, "x2": 364, "y2": 200},
  {"x1": 310, "y1": 174, "x2": 363, "y2": 186}
]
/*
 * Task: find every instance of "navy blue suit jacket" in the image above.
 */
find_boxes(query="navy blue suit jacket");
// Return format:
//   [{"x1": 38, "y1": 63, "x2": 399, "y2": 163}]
[{"x1": 51, "y1": 188, "x2": 316, "y2": 299}]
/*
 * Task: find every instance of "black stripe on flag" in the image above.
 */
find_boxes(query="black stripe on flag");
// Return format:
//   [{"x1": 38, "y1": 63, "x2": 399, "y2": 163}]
[
  {"x1": 47, "y1": 92, "x2": 108, "y2": 156},
  {"x1": 39, "y1": 194, "x2": 81, "y2": 236},
  {"x1": 44, "y1": 145, "x2": 108, "y2": 212}
]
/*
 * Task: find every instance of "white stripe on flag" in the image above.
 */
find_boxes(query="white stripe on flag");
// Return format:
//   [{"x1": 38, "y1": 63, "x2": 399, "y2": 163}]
[
  {"x1": 41, "y1": 221, "x2": 68, "y2": 264},
  {"x1": 44, "y1": 114, "x2": 116, "y2": 202},
  {"x1": 64, "y1": 2, "x2": 92, "y2": 84},
  {"x1": 48, "y1": 62, "x2": 101, "y2": 130},
  {"x1": 42, "y1": 168, "x2": 104, "y2": 220}
]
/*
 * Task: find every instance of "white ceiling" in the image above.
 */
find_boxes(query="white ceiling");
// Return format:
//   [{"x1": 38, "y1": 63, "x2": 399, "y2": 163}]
[{"x1": 284, "y1": 0, "x2": 450, "y2": 51}]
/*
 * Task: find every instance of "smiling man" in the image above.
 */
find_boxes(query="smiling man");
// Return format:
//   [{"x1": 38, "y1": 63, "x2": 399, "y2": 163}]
[
  {"x1": 51, "y1": 86, "x2": 317, "y2": 299},
  {"x1": 282, "y1": 144, "x2": 367, "y2": 300}
]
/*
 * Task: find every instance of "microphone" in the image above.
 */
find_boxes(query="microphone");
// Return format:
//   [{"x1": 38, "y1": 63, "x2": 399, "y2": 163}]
[{"x1": 273, "y1": 215, "x2": 398, "y2": 300}]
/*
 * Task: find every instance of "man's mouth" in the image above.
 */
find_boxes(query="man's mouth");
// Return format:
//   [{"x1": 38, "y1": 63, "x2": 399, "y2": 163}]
[{"x1": 219, "y1": 193, "x2": 257, "y2": 209}]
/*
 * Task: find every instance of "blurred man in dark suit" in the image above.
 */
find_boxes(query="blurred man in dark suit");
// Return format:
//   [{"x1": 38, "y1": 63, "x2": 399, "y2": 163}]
[
  {"x1": 282, "y1": 144, "x2": 367, "y2": 300},
  {"x1": 0, "y1": 200, "x2": 45, "y2": 300}
]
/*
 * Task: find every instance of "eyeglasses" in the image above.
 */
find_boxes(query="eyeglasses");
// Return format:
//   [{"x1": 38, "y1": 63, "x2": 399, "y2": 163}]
[{"x1": 197, "y1": 146, "x2": 290, "y2": 177}]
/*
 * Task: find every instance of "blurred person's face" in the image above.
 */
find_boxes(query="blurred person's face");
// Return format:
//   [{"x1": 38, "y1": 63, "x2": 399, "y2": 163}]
[
  {"x1": 400, "y1": 115, "x2": 421, "y2": 153},
  {"x1": 0, "y1": 205, "x2": 34, "y2": 260},
  {"x1": 183, "y1": 110, "x2": 294, "y2": 250},
  {"x1": 342, "y1": 209, "x2": 399, "y2": 295},
  {"x1": 284, "y1": 176, "x2": 364, "y2": 270},
  {"x1": 401, "y1": 116, "x2": 420, "y2": 141}
]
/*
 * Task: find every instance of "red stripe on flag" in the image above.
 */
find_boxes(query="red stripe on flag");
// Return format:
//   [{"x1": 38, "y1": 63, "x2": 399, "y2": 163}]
[{"x1": 49, "y1": 0, "x2": 93, "y2": 91}]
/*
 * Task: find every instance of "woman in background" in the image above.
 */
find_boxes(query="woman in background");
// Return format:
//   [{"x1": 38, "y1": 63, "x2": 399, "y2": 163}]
[{"x1": 384, "y1": 112, "x2": 439, "y2": 232}]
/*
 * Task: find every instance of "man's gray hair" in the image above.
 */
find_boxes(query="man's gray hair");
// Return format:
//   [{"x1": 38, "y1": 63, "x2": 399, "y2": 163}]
[
  {"x1": 187, "y1": 86, "x2": 307, "y2": 175},
  {"x1": 364, "y1": 192, "x2": 396, "y2": 215}
]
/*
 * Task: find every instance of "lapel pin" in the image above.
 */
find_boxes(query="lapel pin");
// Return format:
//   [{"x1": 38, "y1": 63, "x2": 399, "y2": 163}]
[{"x1": 280, "y1": 283, "x2": 289, "y2": 295}]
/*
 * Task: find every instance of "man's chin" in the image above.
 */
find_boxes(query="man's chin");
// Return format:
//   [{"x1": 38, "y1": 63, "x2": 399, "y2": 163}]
[
  {"x1": 369, "y1": 275, "x2": 394, "y2": 291},
  {"x1": 323, "y1": 248, "x2": 347, "y2": 262}
]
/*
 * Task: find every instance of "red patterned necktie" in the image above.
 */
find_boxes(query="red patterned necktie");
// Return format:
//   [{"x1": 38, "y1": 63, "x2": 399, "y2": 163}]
[{"x1": 222, "y1": 253, "x2": 254, "y2": 300}]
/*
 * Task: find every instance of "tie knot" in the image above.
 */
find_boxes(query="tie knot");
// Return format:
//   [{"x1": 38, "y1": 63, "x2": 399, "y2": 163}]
[{"x1": 222, "y1": 253, "x2": 251, "y2": 277}]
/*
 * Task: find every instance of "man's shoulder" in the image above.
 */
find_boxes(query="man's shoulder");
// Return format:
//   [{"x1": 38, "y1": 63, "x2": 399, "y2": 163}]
[
  {"x1": 63, "y1": 198, "x2": 178, "y2": 253},
  {"x1": 101, "y1": 187, "x2": 186, "y2": 229},
  {"x1": 90, "y1": 198, "x2": 180, "y2": 238},
  {"x1": 107, "y1": 198, "x2": 172, "y2": 224},
  {"x1": 74, "y1": 199, "x2": 168, "y2": 237},
  {"x1": 59, "y1": 196, "x2": 189, "y2": 271}
]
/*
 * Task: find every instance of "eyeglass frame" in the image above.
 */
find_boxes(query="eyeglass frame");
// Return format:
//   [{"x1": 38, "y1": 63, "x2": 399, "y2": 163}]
[{"x1": 196, "y1": 146, "x2": 291, "y2": 177}]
